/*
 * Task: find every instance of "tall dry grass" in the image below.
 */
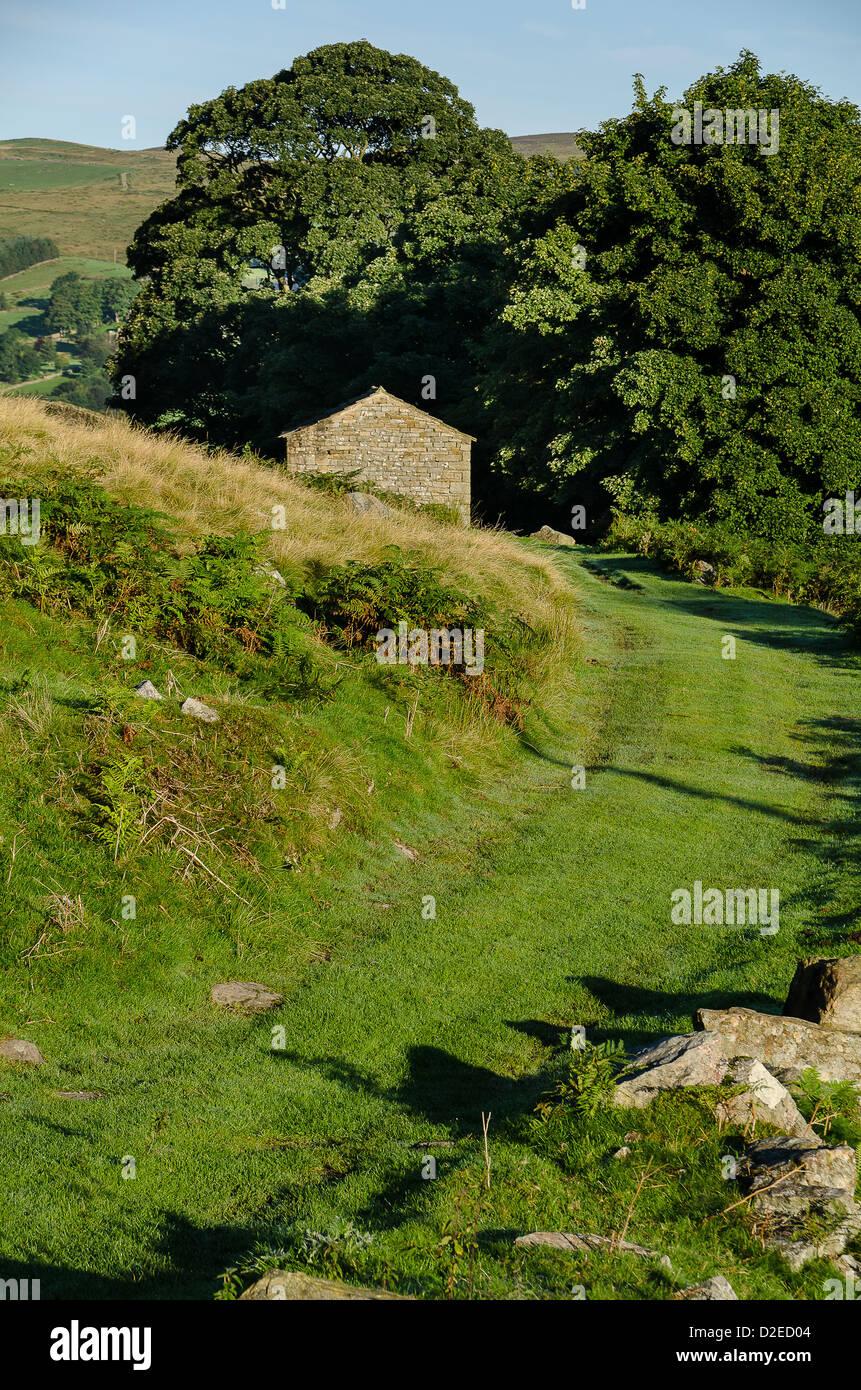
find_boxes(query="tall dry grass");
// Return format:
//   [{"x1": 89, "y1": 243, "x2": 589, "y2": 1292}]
[{"x1": 0, "y1": 396, "x2": 574, "y2": 640}]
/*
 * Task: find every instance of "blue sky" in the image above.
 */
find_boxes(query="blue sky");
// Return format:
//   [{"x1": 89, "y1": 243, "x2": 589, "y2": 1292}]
[{"x1": 2, "y1": 0, "x2": 859, "y2": 149}]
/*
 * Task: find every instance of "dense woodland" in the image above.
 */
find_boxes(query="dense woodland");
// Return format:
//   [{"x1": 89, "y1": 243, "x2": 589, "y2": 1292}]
[{"x1": 111, "y1": 42, "x2": 861, "y2": 626}]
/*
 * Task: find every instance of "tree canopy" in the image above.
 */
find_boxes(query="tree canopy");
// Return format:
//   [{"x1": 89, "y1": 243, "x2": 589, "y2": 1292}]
[
  {"x1": 480, "y1": 50, "x2": 861, "y2": 535},
  {"x1": 114, "y1": 47, "x2": 861, "y2": 537},
  {"x1": 112, "y1": 40, "x2": 560, "y2": 453}
]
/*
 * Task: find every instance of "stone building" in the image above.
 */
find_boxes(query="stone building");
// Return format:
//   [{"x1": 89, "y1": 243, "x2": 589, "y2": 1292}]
[{"x1": 280, "y1": 386, "x2": 473, "y2": 524}]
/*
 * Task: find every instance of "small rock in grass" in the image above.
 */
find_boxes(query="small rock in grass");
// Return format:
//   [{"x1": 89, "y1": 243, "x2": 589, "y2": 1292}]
[
  {"x1": 394, "y1": 839, "x2": 418, "y2": 862},
  {"x1": 346, "y1": 492, "x2": 393, "y2": 518},
  {"x1": 211, "y1": 981, "x2": 283, "y2": 1013},
  {"x1": 0, "y1": 1038, "x2": 45, "y2": 1065},
  {"x1": 327, "y1": 808, "x2": 343, "y2": 830},
  {"x1": 624, "y1": 1131, "x2": 644, "y2": 1143},
  {"x1": 134, "y1": 680, "x2": 163, "y2": 700},
  {"x1": 675, "y1": 1275, "x2": 738, "y2": 1301},
  {"x1": 240, "y1": 1270, "x2": 411, "y2": 1300},
  {"x1": 612, "y1": 1146, "x2": 631, "y2": 1161},
  {"x1": 180, "y1": 696, "x2": 219, "y2": 724},
  {"x1": 515, "y1": 1231, "x2": 670, "y2": 1269},
  {"x1": 530, "y1": 525, "x2": 576, "y2": 547}
]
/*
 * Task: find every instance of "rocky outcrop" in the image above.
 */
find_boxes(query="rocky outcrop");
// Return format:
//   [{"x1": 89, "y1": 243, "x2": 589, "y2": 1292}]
[
  {"x1": 738, "y1": 1136, "x2": 861, "y2": 1270},
  {"x1": 694, "y1": 1005, "x2": 861, "y2": 1083},
  {"x1": 715, "y1": 1057, "x2": 813, "y2": 1138},
  {"x1": 783, "y1": 956, "x2": 861, "y2": 1033}
]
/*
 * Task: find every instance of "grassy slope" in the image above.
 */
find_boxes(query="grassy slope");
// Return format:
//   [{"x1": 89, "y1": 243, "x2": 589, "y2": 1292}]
[
  {"x1": 509, "y1": 132, "x2": 586, "y2": 160},
  {"x1": 0, "y1": 401, "x2": 858, "y2": 1300},
  {"x1": 0, "y1": 140, "x2": 178, "y2": 261}
]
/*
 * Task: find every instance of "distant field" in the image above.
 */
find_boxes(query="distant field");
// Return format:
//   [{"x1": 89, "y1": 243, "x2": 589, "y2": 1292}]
[
  {"x1": 0, "y1": 139, "x2": 177, "y2": 261},
  {"x1": 0, "y1": 256, "x2": 132, "y2": 296},
  {"x1": 510, "y1": 132, "x2": 586, "y2": 160},
  {"x1": 2, "y1": 374, "x2": 66, "y2": 397},
  {"x1": 0, "y1": 162, "x2": 121, "y2": 192},
  {"x1": 0, "y1": 305, "x2": 40, "y2": 331}
]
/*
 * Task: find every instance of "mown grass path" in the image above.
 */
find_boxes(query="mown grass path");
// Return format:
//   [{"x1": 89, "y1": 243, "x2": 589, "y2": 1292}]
[{"x1": 3, "y1": 551, "x2": 858, "y2": 1298}]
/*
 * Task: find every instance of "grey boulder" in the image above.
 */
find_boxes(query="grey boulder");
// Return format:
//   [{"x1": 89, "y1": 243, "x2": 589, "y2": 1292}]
[
  {"x1": 530, "y1": 525, "x2": 576, "y2": 547},
  {"x1": 675, "y1": 1275, "x2": 738, "y2": 1301},
  {"x1": 0, "y1": 1037, "x2": 45, "y2": 1065},
  {"x1": 715, "y1": 1057, "x2": 814, "y2": 1138},
  {"x1": 613, "y1": 1032, "x2": 729, "y2": 1108},
  {"x1": 695, "y1": 1005, "x2": 861, "y2": 1083},
  {"x1": 180, "y1": 696, "x2": 219, "y2": 724}
]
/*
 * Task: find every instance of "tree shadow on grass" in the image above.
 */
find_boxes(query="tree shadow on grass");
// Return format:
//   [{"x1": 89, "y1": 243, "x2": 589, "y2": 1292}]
[{"x1": 590, "y1": 553, "x2": 855, "y2": 670}]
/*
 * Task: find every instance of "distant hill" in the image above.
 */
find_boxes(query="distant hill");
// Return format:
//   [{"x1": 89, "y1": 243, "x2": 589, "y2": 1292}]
[
  {"x1": 0, "y1": 139, "x2": 177, "y2": 262},
  {"x1": 509, "y1": 132, "x2": 586, "y2": 161},
  {"x1": 0, "y1": 132, "x2": 585, "y2": 265}
]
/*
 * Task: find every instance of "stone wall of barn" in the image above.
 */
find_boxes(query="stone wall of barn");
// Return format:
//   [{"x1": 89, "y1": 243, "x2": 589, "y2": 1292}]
[{"x1": 283, "y1": 393, "x2": 471, "y2": 524}]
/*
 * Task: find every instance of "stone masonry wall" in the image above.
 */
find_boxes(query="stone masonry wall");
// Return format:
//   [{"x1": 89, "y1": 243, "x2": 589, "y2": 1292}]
[{"x1": 283, "y1": 392, "x2": 471, "y2": 524}]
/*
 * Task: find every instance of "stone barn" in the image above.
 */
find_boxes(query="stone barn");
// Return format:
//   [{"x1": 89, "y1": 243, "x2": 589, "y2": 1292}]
[{"x1": 280, "y1": 386, "x2": 473, "y2": 525}]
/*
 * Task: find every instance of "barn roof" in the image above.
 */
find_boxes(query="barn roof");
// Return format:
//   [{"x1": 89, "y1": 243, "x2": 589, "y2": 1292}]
[{"x1": 279, "y1": 386, "x2": 476, "y2": 443}]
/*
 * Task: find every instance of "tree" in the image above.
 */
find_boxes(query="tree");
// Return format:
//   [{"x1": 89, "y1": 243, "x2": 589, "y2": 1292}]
[
  {"x1": 112, "y1": 41, "x2": 540, "y2": 449},
  {"x1": 0, "y1": 327, "x2": 43, "y2": 382},
  {"x1": 479, "y1": 51, "x2": 861, "y2": 537}
]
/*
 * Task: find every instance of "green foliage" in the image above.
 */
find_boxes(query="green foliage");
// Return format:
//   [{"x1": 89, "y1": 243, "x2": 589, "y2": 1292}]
[
  {"x1": 794, "y1": 1069, "x2": 861, "y2": 1145},
  {"x1": 80, "y1": 750, "x2": 148, "y2": 860},
  {"x1": 604, "y1": 509, "x2": 861, "y2": 640},
  {"x1": 0, "y1": 327, "x2": 43, "y2": 382},
  {"x1": 51, "y1": 365, "x2": 113, "y2": 412},
  {"x1": 215, "y1": 1221, "x2": 375, "y2": 1296},
  {"x1": 534, "y1": 1040, "x2": 630, "y2": 1121},
  {"x1": 44, "y1": 271, "x2": 137, "y2": 336},
  {"x1": 481, "y1": 51, "x2": 861, "y2": 537},
  {"x1": 302, "y1": 551, "x2": 480, "y2": 646},
  {"x1": 0, "y1": 234, "x2": 58, "y2": 280},
  {"x1": 111, "y1": 40, "x2": 533, "y2": 449},
  {"x1": 0, "y1": 475, "x2": 327, "y2": 698},
  {"x1": 300, "y1": 550, "x2": 534, "y2": 725}
]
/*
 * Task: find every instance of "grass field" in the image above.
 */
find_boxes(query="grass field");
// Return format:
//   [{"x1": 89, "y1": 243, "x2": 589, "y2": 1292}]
[
  {"x1": 0, "y1": 140, "x2": 178, "y2": 261},
  {"x1": 0, "y1": 398, "x2": 857, "y2": 1300},
  {"x1": 0, "y1": 256, "x2": 132, "y2": 295}
]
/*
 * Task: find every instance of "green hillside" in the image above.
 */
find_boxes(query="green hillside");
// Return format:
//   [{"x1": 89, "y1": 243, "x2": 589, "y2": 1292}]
[
  {"x1": 509, "y1": 131, "x2": 586, "y2": 160},
  {"x1": 0, "y1": 139, "x2": 178, "y2": 261},
  {"x1": 0, "y1": 397, "x2": 857, "y2": 1301}
]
